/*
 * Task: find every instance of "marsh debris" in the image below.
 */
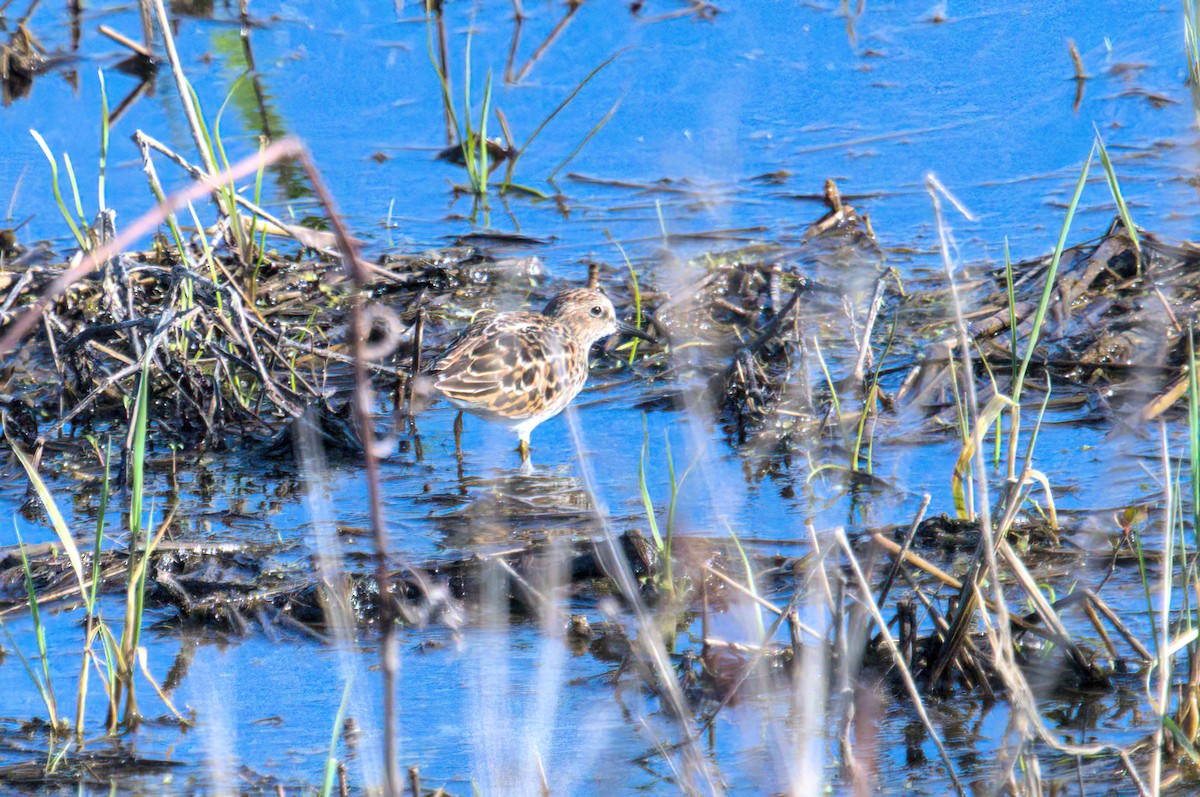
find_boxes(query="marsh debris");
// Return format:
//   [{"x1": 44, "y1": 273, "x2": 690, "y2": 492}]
[
  {"x1": 0, "y1": 233, "x2": 558, "y2": 453},
  {"x1": 1, "y1": 24, "x2": 51, "y2": 103},
  {"x1": 648, "y1": 183, "x2": 886, "y2": 452},
  {"x1": 901, "y1": 218, "x2": 1200, "y2": 421},
  {"x1": 0, "y1": 749, "x2": 182, "y2": 787}
]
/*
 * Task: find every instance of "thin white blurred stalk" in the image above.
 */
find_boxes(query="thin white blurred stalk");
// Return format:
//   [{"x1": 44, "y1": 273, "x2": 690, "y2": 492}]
[
  {"x1": 765, "y1": 579, "x2": 830, "y2": 795},
  {"x1": 527, "y1": 539, "x2": 567, "y2": 787},
  {"x1": 471, "y1": 562, "x2": 513, "y2": 793},
  {"x1": 794, "y1": 598, "x2": 831, "y2": 793},
  {"x1": 297, "y1": 410, "x2": 384, "y2": 791},
  {"x1": 654, "y1": 224, "x2": 826, "y2": 793},
  {"x1": 467, "y1": 350, "x2": 620, "y2": 795},
  {"x1": 469, "y1": 544, "x2": 617, "y2": 796},
  {"x1": 561, "y1": 399, "x2": 723, "y2": 796},
  {"x1": 194, "y1": 654, "x2": 234, "y2": 797},
  {"x1": 927, "y1": 172, "x2": 1018, "y2": 765},
  {"x1": 1150, "y1": 421, "x2": 1174, "y2": 794},
  {"x1": 928, "y1": 173, "x2": 1056, "y2": 792},
  {"x1": 835, "y1": 528, "x2": 965, "y2": 795}
]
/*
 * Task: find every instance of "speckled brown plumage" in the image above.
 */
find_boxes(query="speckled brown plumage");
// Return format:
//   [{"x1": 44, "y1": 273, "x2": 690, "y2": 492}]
[
  {"x1": 431, "y1": 312, "x2": 586, "y2": 420},
  {"x1": 428, "y1": 288, "x2": 635, "y2": 451}
]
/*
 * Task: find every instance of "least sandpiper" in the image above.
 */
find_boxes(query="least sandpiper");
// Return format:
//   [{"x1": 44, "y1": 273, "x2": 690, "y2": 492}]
[{"x1": 429, "y1": 288, "x2": 652, "y2": 459}]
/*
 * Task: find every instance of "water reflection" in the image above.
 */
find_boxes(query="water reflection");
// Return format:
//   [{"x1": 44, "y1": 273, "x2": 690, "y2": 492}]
[{"x1": 429, "y1": 465, "x2": 600, "y2": 549}]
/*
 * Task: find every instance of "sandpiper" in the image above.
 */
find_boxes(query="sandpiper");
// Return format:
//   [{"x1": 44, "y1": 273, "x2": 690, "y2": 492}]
[{"x1": 428, "y1": 288, "x2": 652, "y2": 459}]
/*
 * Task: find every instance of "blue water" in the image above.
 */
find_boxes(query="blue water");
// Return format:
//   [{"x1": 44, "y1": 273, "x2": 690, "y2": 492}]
[
  {"x1": 1, "y1": 0, "x2": 1197, "y2": 793},
  {"x1": 3, "y1": 1, "x2": 1197, "y2": 266}
]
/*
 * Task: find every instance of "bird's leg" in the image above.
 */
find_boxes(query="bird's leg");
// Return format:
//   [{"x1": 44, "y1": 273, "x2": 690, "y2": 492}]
[
  {"x1": 453, "y1": 411, "x2": 464, "y2": 463},
  {"x1": 517, "y1": 438, "x2": 530, "y2": 461},
  {"x1": 410, "y1": 418, "x2": 424, "y2": 463},
  {"x1": 453, "y1": 411, "x2": 465, "y2": 491}
]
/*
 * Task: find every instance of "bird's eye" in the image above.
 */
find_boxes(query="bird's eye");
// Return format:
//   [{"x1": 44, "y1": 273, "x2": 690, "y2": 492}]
[{"x1": 589, "y1": 305, "x2": 604, "y2": 317}]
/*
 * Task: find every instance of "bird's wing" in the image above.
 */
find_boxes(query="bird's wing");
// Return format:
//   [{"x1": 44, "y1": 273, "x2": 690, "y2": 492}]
[{"x1": 431, "y1": 314, "x2": 577, "y2": 419}]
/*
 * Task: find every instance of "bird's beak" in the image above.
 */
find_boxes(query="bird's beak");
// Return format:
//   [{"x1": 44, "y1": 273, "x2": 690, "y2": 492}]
[{"x1": 617, "y1": 320, "x2": 656, "y2": 343}]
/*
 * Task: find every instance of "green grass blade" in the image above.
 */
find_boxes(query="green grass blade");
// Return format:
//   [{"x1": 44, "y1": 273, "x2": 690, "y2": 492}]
[
  {"x1": 118, "y1": 363, "x2": 153, "y2": 722},
  {"x1": 498, "y1": 182, "x2": 549, "y2": 199},
  {"x1": 98, "y1": 69, "x2": 109, "y2": 212},
  {"x1": 727, "y1": 524, "x2": 765, "y2": 641},
  {"x1": 7, "y1": 437, "x2": 89, "y2": 608},
  {"x1": 812, "y1": 335, "x2": 842, "y2": 425},
  {"x1": 1132, "y1": 513, "x2": 1158, "y2": 659},
  {"x1": 184, "y1": 80, "x2": 219, "y2": 172},
  {"x1": 664, "y1": 433, "x2": 677, "y2": 589},
  {"x1": 62, "y1": 152, "x2": 88, "y2": 233},
  {"x1": 253, "y1": 137, "x2": 268, "y2": 265},
  {"x1": 852, "y1": 316, "x2": 897, "y2": 474},
  {"x1": 208, "y1": 75, "x2": 250, "y2": 256},
  {"x1": 132, "y1": 503, "x2": 156, "y2": 655},
  {"x1": 1004, "y1": 238, "x2": 1017, "y2": 365},
  {"x1": 547, "y1": 98, "x2": 620, "y2": 183},
  {"x1": 461, "y1": 28, "x2": 478, "y2": 190},
  {"x1": 479, "y1": 71, "x2": 492, "y2": 193},
  {"x1": 1003, "y1": 237, "x2": 1020, "y2": 479},
  {"x1": 14, "y1": 522, "x2": 58, "y2": 726},
  {"x1": 29, "y1": 130, "x2": 89, "y2": 252},
  {"x1": 663, "y1": 436, "x2": 702, "y2": 590},
  {"x1": 1187, "y1": 0, "x2": 1200, "y2": 127},
  {"x1": 320, "y1": 678, "x2": 354, "y2": 797},
  {"x1": 0, "y1": 618, "x2": 56, "y2": 725},
  {"x1": 1019, "y1": 374, "x2": 1054, "y2": 477},
  {"x1": 851, "y1": 384, "x2": 875, "y2": 473},
  {"x1": 951, "y1": 394, "x2": 1016, "y2": 518},
  {"x1": 213, "y1": 72, "x2": 248, "y2": 174},
  {"x1": 607, "y1": 236, "x2": 643, "y2": 363},
  {"x1": 90, "y1": 439, "x2": 112, "y2": 609},
  {"x1": 505, "y1": 51, "x2": 620, "y2": 186},
  {"x1": 130, "y1": 363, "x2": 150, "y2": 541},
  {"x1": 1012, "y1": 144, "x2": 1094, "y2": 404},
  {"x1": 516, "y1": 52, "x2": 619, "y2": 160},
  {"x1": 1094, "y1": 128, "x2": 1140, "y2": 258},
  {"x1": 1165, "y1": 714, "x2": 1200, "y2": 769},
  {"x1": 638, "y1": 418, "x2": 664, "y2": 551}
]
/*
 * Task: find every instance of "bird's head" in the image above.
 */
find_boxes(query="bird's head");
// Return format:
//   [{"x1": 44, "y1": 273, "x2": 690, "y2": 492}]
[{"x1": 543, "y1": 288, "x2": 652, "y2": 349}]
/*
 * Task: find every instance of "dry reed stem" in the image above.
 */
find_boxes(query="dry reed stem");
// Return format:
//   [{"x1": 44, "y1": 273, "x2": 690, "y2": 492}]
[
  {"x1": 147, "y1": 0, "x2": 217, "y2": 177},
  {"x1": 1084, "y1": 588, "x2": 1153, "y2": 663},
  {"x1": 834, "y1": 528, "x2": 966, "y2": 796},
  {"x1": 923, "y1": 174, "x2": 995, "y2": 689},
  {"x1": 700, "y1": 563, "x2": 822, "y2": 640},
  {"x1": 872, "y1": 494, "x2": 930, "y2": 612},
  {"x1": 293, "y1": 147, "x2": 403, "y2": 797},
  {"x1": 97, "y1": 24, "x2": 154, "y2": 59}
]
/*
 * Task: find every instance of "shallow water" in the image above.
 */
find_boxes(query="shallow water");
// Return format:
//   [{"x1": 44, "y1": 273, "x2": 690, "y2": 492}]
[
  {"x1": 1, "y1": 0, "x2": 1199, "y2": 794},
  {"x1": 5, "y1": 1, "x2": 1199, "y2": 264}
]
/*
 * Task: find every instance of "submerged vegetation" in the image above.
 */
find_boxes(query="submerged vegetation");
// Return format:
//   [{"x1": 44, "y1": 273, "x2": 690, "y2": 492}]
[{"x1": 3, "y1": 0, "x2": 1200, "y2": 796}]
